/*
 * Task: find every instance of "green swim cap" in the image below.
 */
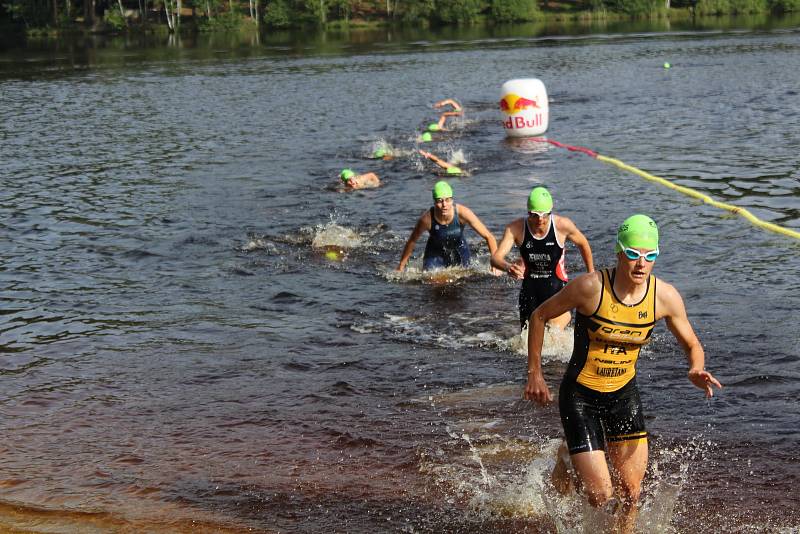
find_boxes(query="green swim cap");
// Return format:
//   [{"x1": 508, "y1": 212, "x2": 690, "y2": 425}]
[
  {"x1": 340, "y1": 169, "x2": 355, "y2": 182},
  {"x1": 373, "y1": 148, "x2": 386, "y2": 159},
  {"x1": 616, "y1": 214, "x2": 659, "y2": 251},
  {"x1": 432, "y1": 180, "x2": 453, "y2": 200},
  {"x1": 446, "y1": 166, "x2": 462, "y2": 175},
  {"x1": 527, "y1": 186, "x2": 553, "y2": 212},
  {"x1": 428, "y1": 123, "x2": 440, "y2": 132},
  {"x1": 421, "y1": 132, "x2": 433, "y2": 142}
]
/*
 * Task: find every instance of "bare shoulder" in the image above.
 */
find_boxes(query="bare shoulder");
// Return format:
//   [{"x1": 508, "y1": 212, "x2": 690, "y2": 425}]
[
  {"x1": 574, "y1": 270, "x2": 603, "y2": 294},
  {"x1": 654, "y1": 277, "x2": 686, "y2": 318},
  {"x1": 418, "y1": 208, "x2": 433, "y2": 227},
  {"x1": 456, "y1": 203, "x2": 475, "y2": 217},
  {"x1": 507, "y1": 217, "x2": 525, "y2": 234},
  {"x1": 559, "y1": 270, "x2": 603, "y2": 314},
  {"x1": 554, "y1": 214, "x2": 578, "y2": 232}
]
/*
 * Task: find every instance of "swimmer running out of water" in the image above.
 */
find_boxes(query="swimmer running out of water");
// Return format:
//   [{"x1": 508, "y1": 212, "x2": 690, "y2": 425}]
[
  {"x1": 340, "y1": 168, "x2": 380, "y2": 190},
  {"x1": 491, "y1": 186, "x2": 593, "y2": 330},
  {"x1": 397, "y1": 181, "x2": 500, "y2": 273},
  {"x1": 525, "y1": 214, "x2": 722, "y2": 534}
]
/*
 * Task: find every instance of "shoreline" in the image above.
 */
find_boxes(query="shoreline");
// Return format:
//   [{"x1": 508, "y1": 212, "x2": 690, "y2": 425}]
[{"x1": 9, "y1": 5, "x2": 795, "y2": 39}]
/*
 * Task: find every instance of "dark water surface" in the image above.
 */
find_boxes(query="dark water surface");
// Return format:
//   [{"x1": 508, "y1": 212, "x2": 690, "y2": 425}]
[{"x1": 1, "y1": 17, "x2": 799, "y2": 533}]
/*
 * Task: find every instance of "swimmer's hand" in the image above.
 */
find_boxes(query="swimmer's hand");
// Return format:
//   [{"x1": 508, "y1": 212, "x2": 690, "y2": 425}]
[
  {"x1": 688, "y1": 368, "x2": 722, "y2": 398},
  {"x1": 506, "y1": 258, "x2": 526, "y2": 280},
  {"x1": 490, "y1": 266, "x2": 503, "y2": 277},
  {"x1": 524, "y1": 371, "x2": 552, "y2": 406}
]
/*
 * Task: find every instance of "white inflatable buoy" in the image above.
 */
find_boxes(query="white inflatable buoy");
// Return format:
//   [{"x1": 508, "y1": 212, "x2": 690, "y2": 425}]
[{"x1": 500, "y1": 78, "x2": 549, "y2": 137}]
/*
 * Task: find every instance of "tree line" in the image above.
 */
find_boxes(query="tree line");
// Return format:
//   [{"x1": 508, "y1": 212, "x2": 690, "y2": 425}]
[{"x1": 1, "y1": 0, "x2": 797, "y2": 32}]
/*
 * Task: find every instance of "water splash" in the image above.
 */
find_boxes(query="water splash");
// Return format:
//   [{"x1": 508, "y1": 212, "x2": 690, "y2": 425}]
[
  {"x1": 384, "y1": 264, "x2": 482, "y2": 285},
  {"x1": 449, "y1": 149, "x2": 469, "y2": 165},
  {"x1": 308, "y1": 221, "x2": 365, "y2": 250},
  {"x1": 505, "y1": 323, "x2": 574, "y2": 364},
  {"x1": 446, "y1": 428, "x2": 493, "y2": 489},
  {"x1": 239, "y1": 234, "x2": 278, "y2": 253}
]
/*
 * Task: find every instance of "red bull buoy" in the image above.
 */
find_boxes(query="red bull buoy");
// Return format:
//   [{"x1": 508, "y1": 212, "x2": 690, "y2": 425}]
[{"x1": 500, "y1": 78, "x2": 549, "y2": 137}]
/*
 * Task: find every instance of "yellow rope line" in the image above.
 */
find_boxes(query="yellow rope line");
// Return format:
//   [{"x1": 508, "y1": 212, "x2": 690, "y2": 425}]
[{"x1": 596, "y1": 155, "x2": 800, "y2": 241}]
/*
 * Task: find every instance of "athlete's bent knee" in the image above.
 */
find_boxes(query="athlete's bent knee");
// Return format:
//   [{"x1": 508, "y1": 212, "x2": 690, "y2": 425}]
[{"x1": 585, "y1": 485, "x2": 614, "y2": 508}]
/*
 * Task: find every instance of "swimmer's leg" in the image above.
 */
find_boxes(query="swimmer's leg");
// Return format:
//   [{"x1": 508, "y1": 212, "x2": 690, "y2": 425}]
[
  {"x1": 607, "y1": 438, "x2": 648, "y2": 534},
  {"x1": 570, "y1": 450, "x2": 615, "y2": 508},
  {"x1": 551, "y1": 440, "x2": 574, "y2": 495}
]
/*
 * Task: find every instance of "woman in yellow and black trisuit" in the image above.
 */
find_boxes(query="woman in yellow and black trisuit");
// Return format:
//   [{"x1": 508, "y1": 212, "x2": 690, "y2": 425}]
[{"x1": 524, "y1": 214, "x2": 722, "y2": 534}]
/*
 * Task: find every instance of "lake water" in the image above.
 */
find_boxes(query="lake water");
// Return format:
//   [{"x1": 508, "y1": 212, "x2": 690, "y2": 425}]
[{"x1": 1, "y1": 15, "x2": 799, "y2": 533}]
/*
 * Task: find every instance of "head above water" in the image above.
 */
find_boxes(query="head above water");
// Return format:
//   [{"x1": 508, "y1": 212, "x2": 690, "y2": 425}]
[
  {"x1": 340, "y1": 169, "x2": 355, "y2": 182},
  {"x1": 616, "y1": 214, "x2": 659, "y2": 252},
  {"x1": 432, "y1": 180, "x2": 453, "y2": 201},
  {"x1": 427, "y1": 123, "x2": 440, "y2": 132},
  {"x1": 372, "y1": 148, "x2": 386, "y2": 159},
  {"x1": 527, "y1": 186, "x2": 553, "y2": 213},
  {"x1": 421, "y1": 132, "x2": 433, "y2": 142}
]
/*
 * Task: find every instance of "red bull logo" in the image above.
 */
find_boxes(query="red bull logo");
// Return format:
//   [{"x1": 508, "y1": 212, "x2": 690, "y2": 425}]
[
  {"x1": 499, "y1": 93, "x2": 540, "y2": 114},
  {"x1": 500, "y1": 92, "x2": 545, "y2": 131}
]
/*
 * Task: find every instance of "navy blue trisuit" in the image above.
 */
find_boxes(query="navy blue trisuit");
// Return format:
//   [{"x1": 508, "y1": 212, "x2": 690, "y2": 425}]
[{"x1": 422, "y1": 206, "x2": 471, "y2": 270}]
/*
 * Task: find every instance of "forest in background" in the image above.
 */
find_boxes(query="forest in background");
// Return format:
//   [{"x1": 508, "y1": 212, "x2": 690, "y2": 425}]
[{"x1": 1, "y1": 0, "x2": 798, "y2": 34}]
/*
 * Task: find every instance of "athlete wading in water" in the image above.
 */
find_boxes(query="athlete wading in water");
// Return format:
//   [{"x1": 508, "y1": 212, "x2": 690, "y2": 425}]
[
  {"x1": 397, "y1": 181, "x2": 500, "y2": 274},
  {"x1": 525, "y1": 214, "x2": 722, "y2": 534},
  {"x1": 491, "y1": 186, "x2": 594, "y2": 329}
]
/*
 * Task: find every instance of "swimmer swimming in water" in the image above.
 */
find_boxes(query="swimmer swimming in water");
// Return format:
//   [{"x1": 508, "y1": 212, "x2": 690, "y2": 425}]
[
  {"x1": 433, "y1": 98, "x2": 463, "y2": 130},
  {"x1": 397, "y1": 180, "x2": 500, "y2": 274},
  {"x1": 340, "y1": 168, "x2": 381, "y2": 190},
  {"x1": 418, "y1": 149, "x2": 465, "y2": 176}
]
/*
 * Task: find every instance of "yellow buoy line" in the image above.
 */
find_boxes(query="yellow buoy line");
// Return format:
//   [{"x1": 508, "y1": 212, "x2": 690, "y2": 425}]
[
  {"x1": 597, "y1": 155, "x2": 800, "y2": 241},
  {"x1": 527, "y1": 137, "x2": 800, "y2": 242}
]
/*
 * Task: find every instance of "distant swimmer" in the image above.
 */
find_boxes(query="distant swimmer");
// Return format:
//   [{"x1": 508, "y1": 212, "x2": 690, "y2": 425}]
[
  {"x1": 418, "y1": 131, "x2": 434, "y2": 143},
  {"x1": 369, "y1": 143, "x2": 396, "y2": 160},
  {"x1": 340, "y1": 168, "x2": 381, "y2": 190},
  {"x1": 397, "y1": 180, "x2": 500, "y2": 273},
  {"x1": 491, "y1": 186, "x2": 593, "y2": 330},
  {"x1": 431, "y1": 98, "x2": 464, "y2": 131},
  {"x1": 525, "y1": 214, "x2": 722, "y2": 534},
  {"x1": 418, "y1": 149, "x2": 465, "y2": 176}
]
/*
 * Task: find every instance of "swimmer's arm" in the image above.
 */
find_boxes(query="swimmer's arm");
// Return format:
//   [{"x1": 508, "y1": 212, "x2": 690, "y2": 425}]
[
  {"x1": 559, "y1": 216, "x2": 594, "y2": 273},
  {"x1": 458, "y1": 206, "x2": 501, "y2": 274},
  {"x1": 418, "y1": 149, "x2": 450, "y2": 169},
  {"x1": 433, "y1": 98, "x2": 462, "y2": 111},
  {"x1": 660, "y1": 282, "x2": 723, "y2": 398},
  {"x1": 396, "y1": 212, "x2": 430, "y2": 271},
  {"x1": 525, "y1": 273, "x2": 600, "y2": 405},
  {"x1": 490, "y1": 223, "x2": 524, "y2": 279}
]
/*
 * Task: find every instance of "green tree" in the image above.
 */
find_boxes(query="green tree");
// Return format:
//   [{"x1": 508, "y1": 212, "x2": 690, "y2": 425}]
[
  {"x1": 395, "y1": 0, "x2": 435, "y2": 22},
  {"x1": 263, "y1": 0, "x2": 291, "y2": 25},
  {"x1": 606, "y1": 0, "x2": 662, "y2": 15},
  {"x1": 490, "y1": 0, "x2": 539, "y2": 21},
  {"x1": 434, "y1": 0, "x2": 482, "y2": 23},
  {"x1": 768, "y1": 0, "x2": 800, "y2": 10}
]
